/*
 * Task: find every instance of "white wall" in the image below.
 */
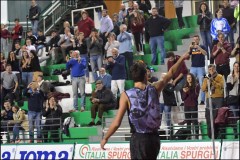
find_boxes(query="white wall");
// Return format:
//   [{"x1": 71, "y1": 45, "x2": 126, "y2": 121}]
[{"x1": 1, "y1": 1, "x2": 8, "y2": 24}]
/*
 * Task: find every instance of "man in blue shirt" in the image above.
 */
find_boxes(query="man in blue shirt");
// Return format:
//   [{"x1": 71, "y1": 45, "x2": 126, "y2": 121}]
[
  {"x1": 189, "y1": 35, "x2": 207, "y2": 105},
  {"x1": 96, "y1": 68, "x2": 112, "y2": 89},
  {"x1": 66, "y1": 50, "x2": 86, "y2": 112}
]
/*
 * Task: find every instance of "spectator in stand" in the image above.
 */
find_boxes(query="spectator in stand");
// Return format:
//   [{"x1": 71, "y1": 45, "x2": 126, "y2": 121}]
[
  {"x1": 181, "y1": 73, "x2": 200, "y2": 139},
  {"x1": 211, "y1": 32, "x2": 232, "y2": 80},
  {"x1": 222, "y1": 0, "x2": 237, "y2": 48},
  {"x1": 35, "y1": 30, "x2": 46, "y2": 57},
  {"x1": 145, "y1": 7, "x2": 171, "y2": 65},
  {"x1": 1, "y1": 65, "x2": 18, "y2": 106},
  {"x1": 226, "y1": 62, "x2": 239, "y2": 118},
  {"x1": 137, "y1": 0, "x2": 152, "y2": 16},
  {"x1": 117, "y1": 24, "x2": 133, "y2": 79},
  {"x1": 119, "y1": 4, "x2": 127, "y2": 24},
  {"x1": 57, "y1": 27, "x2": 74, "y2": 63},
  {"x1": 36, "y1": 75, "x2": 53, "y2": 97},
  {"x1": 88, "y1": 80, "x2": 116, "y2": 126},
  {"x1": 1, "y1": 23, "x2": 10, "y2": 58},
  {"x1": 42, "y1": 96, "x2": 62, "y2": 142},
  {"x1": 105, "y1": 32, "x2": 119, "y2": 58},
  {"x1": 13, "y1": 42, "x2": 21, "y2": 59},
  {"x1": 154, "y1": 0, "x2": 165, "y2": 17},
  {"x1": 0, "y1": 52, "x2": 6, "y2": 72},
  {"x1": 188, "y1": 35, "x2": 207, "y2": 105},
  {"x1": 26, "y1": 30, "x2": 37, "y2": 46},
  {"x1": 45, "y1": 30, "x2": 60, "y2": 64},
  {"x1": 99, "y1": 9, "x2": 114, "y2": 50},
  {"x1": 77, "y1": 10, "x2": 95, "y2": 38},
  {"x1": 210, "y1": 8, "x2": 230, "y2": 46},
  {"x1": 231, "y1": 37, "x2": 239, "y2": 63},
  {"x1": 202, "y1": 64, "x2": 224, "y2": 109},
  {"x1": 59, "y1": 21, "x2": 74, "y2": 35},
  {"x1": 24, "y1": 82, "x2": 44, "y2": 143},
  {"x1": 202, "y1": 64, "x2": 224, "y2": 139},
  {"x1": 73, "y1": 32, "x2": 89, "y2": 82},
  {"x1": 29, "y1": 50, "x2": 42, "y2": 82},
  {"x1": 146, "y1": 66, "x2": 158, "y2": 83},
  {"x1": 96, "y1": 68, "x2": 112, "y2": 89},
  {"x1": 9, "y1": 106, "x2": 29, "y2": 143},
  {"x1": 112, "y1": 13, "x2": 121, "y2": 36},
  {"x1": 173, "y1": 0, "x2": 185, "y2": 29},
  {"x1": 86, "y1": 28, "x2": 103, "y2": 82},
  {"x1": 130, "y1": 10, "x2": 145, "y2": 55},
  {"x1": 197, "y1": 2, "x2": 212, "y2": 59},
  {"x1": 159, "y1": 73, "x2": 172, "y2": 134},
  {"x1": 7, "y1": 51, "x2": 19, "y2": 72},
  {"x1": 167, "y1": 51, "x2": 188, "y2": 105},
  {"x1": 106, "y1": 48, "x2": 126, "y2": 98},
  {"x1": 66, "y1": 50, "x2": 86, "y2": 112},
  {"x1": 28, "y1": 0, "x2": 41, "y2": 36},
  {"x1": 11, "y1": 18, "x2": 23, "y2": 51},
  {"x1": 26, "y1": 38, "x2": 36, "y2": 54},
  {"x1": 1, "y1": 101, "x2": 13, "y2": 133},
  {"x1": 21, "y1": 51, "x2": 33, "y2": 87}
]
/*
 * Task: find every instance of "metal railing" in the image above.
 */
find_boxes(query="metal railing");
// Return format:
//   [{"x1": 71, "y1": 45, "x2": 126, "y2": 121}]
[
  {"x1": 1, "y1": 117, "x2": 62, "y2": 144},
  {"x1": 102, "y1": 108, "x2": 240, "y2": 141}
]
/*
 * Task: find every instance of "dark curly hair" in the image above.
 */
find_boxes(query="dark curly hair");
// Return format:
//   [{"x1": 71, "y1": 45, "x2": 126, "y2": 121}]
[{"x1": 130, "y1": 60, "x2": 147, "y2": 82}]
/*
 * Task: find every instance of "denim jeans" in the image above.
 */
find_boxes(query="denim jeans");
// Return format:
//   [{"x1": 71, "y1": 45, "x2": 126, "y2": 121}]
[
  {"x1": 200, "y1": 31, "x2": 212, "y2": 60},
  {"x1": 28, "y1": 111, "x2": 41, "y2": 140},
  {"x1": 160, "y1": 103, "x2": 171, "y2": 127},
  {"x1": 12, "y1": 123, "x2": 21, "y2": 141},
  {"x1": 190, "y1": 67, "x2": 205, "y2": 102},
  {"x1": 149, "y1": 36, "x2": 166, "y2": 65},
  {"x1": 81, "y1": 54, "x2": 89, "y2": 78},
  {"x1": 229, "y1": 104, "x2": 239, "y2": 118},
  {"x1": 36, "y1": 45, "x2": 45, "y2": 57},
  {"x1": 1, "y1": 38, "x2": 8, "y2": 58},
  {"x1": 90, "y1": 55, "x2": 102, "y2": 81},
  {"x1": 72, "y1": 76, "x2": 86, "y2": 110},
  {"x1": 22, "y1": 72, "x2": 33, "y2": 87},
  {"x1": 31, "y1": 20, "x2": 39, "y2": 36},
  {"x1": 227, "y1": 27, "x2": 236, "y2": 48}
]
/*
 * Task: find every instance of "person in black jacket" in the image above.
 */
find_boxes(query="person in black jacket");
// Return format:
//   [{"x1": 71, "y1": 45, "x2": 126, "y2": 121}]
[
  {"x1": 28, "y1": 0, "x2": 41, "y2": 36},
  {"x1": 88, "y1": 80, "x2": 116, "y2": 126},
  {"x1": 197, "y1": 2, "x2": 212, "y2": 60},
  {"x1": 24, "y1": 82, "x2": 44, "y2": 143},
  {"x1": 45, "y1": 30, "x2": 60, "y2": 64},
  {"x1": 42, "y1": 96, "x2": 62, "y2": 142},
  {"x1": 145, "y1": 7, "x2": 171, "y2": 65}
]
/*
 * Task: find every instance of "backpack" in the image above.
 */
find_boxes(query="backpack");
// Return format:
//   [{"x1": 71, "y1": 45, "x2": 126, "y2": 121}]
[
  {"x1": 215, "y1": 107, "x2": 235, "y2": 125},
  {"x1": 62, "y1": 117, "x2": 75, "y2": 136}
]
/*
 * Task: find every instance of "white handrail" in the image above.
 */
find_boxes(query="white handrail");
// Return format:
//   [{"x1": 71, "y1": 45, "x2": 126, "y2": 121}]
[
  {"x1": 71, "y1": 5, "x2": 103, "y2": 26},
  {"x1": 42, "y1": 0, "x2": 60, "y2": 17},
  {"x1": 43, "y1": 3, "x2": 62, "y2": 19}
]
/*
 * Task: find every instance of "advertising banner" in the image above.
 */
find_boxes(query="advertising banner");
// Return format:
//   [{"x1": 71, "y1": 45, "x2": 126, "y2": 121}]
[
  {"x1": 221, "y1": 141, "x2": 239, "y2": 159},
  {"x1": 158, "y1": 141, "x2": 221, "y2": 159},
  {"x1": 74, "y1": 143, "x2": 130, "y2": 159},
  {"x1": 14, "y1": 144, "x2": 74, "y2": 160},
  {"x1": 1, "y1": 145, "x2": 16, "y2": 160}
]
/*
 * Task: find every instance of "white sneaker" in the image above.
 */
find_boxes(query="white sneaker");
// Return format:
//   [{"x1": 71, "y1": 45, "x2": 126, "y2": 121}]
[{"x1": 138, "y1": 51, "x2": 144, "y2": 55}]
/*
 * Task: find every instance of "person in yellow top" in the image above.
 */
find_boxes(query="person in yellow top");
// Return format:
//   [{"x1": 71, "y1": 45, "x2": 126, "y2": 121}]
[
  {"x1": 8, "y1": 106, "x2": 29, "y2": 143},
  {"x1": 234, "y1": 4, "x2": 239, "y2": 21},
  {"x1": 202, "y1": 64, "x2": 224, "y2": 109}
]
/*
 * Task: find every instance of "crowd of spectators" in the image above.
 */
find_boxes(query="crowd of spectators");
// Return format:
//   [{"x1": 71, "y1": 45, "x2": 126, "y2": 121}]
[{"x1": 0, "y1": 0, "x2": 239, "y2": 143}]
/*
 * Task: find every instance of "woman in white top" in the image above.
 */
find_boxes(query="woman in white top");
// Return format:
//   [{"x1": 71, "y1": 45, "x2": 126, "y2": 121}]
[{"x1": 104, "y1": 32, "x2": 119, "y2": 58}]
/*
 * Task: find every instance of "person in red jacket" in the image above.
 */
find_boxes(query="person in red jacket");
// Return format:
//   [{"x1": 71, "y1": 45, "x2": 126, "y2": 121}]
[
  {"x1": 77, "y1": 10, "x2": 95, "y2": 38},
  {"x1": 11, "y1": 18, "x2": 23, "y2": 51},
  {"x1": 181, "y1": 73, "x2": 200, "y2": 139}
]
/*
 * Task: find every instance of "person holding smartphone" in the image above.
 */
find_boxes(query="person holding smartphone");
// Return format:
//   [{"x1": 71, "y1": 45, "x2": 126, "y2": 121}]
[{"x1": 189, "y1": 35, "x2": 207, "y2": 105}]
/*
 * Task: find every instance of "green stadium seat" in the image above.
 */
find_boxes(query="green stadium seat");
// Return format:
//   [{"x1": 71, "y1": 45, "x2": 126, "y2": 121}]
[
  {"x1": 225, "y1": 127, "x2": 235, "y2": 139},
  {"x1": 200, "y1": 121, "x2": 210, "y2": 140}
]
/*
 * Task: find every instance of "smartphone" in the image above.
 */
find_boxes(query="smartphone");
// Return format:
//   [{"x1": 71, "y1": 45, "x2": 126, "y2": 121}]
[{"x1": 192, "y1": 42, "x2": 195, "y2": 45}]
